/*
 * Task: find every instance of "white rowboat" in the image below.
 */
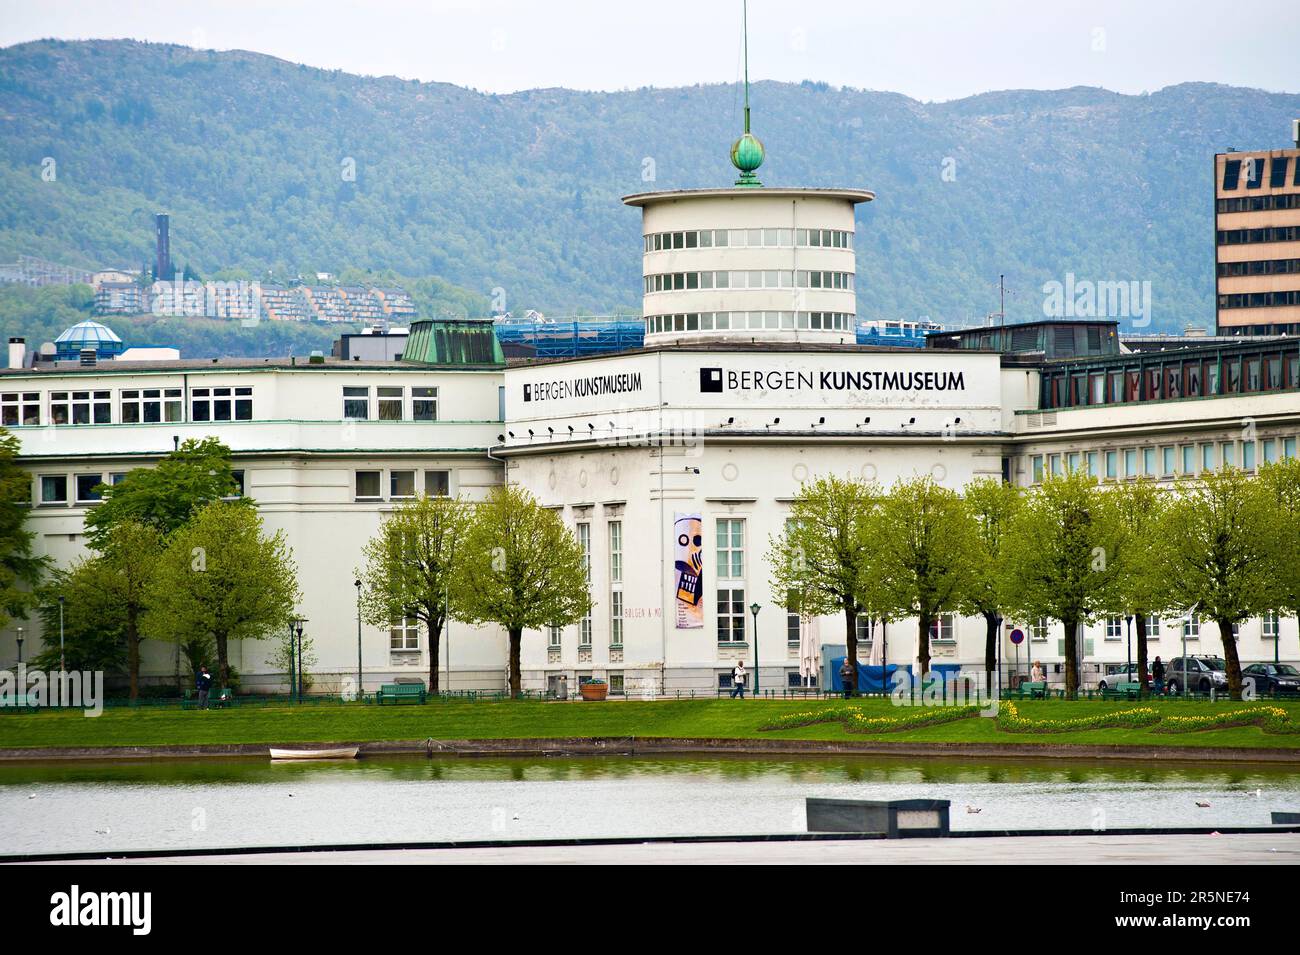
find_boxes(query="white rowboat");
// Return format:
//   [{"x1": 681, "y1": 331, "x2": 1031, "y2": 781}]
[{"x1": 269, "y1": 746, "x2": 360, "y2": 760}]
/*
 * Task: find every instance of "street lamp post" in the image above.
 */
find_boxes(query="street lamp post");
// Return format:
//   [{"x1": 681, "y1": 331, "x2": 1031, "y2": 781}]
[
  {"x1": 354, "y1": 580, "x2": 363, "y2": 702},
  {"x1": 1125, "y1": 614, "x2": 1133, "y2": 680},
  {"x1": 749, "y1": 602, "x2": 761, "y2": 697},
  {"x1": 287, "y1": 620, "x2": 296, "y2": 703},
  {"x1": 15, "y1": 627, "x2": 24, "y2": 665},
  {"x1": 58, "y1": 595, "x2": 65, "y2": 672},
  {"x1": 295, "y1": 619, "x2": 305, "y2": 703}
]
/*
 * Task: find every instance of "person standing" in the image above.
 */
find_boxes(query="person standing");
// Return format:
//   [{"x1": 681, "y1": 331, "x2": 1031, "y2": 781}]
[
  {"x1": 196, "y1": 664, "x2": 213, "y2": 710},
  {"x1": 731, "y1": 661, "x2": 747, "y2": 699},
  {"x1": 839, "y1": 656, "x2": 857, "y2": 699},
  {"x1": 1151, "y1": 656, "x2": 1166, "y2": 696}
]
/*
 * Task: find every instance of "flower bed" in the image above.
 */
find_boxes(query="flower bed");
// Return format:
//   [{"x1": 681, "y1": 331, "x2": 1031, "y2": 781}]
[
  {"x1": 760, "y1": 705, "x2": 982, "y2": 734},
  {"x1": 995, "y1": 700, "x2": 1161, "y2": 733},
  {"x1": 1153, "y1": 706, "x2": 1299, "y2": 735}
]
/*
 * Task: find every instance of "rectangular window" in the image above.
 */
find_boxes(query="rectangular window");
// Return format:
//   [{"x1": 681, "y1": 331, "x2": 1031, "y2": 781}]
[
  {"x1": 343, "y1": 386, "x2": 369, "y2": 420},
  {"x1": 1031, "y1": 455, "x2": 1044, "y2": 483},
  {"x1": 1201, "y1": 443, "x2": 1215, "y2": 472},
  {"x1": 1287, "y1": 437, "x2": 1298, "y2": 459},
  {"x1": 1183, "y1": 615, "x2": 1200, "y2": 640},
  {"x1": 389, "y1": 469, "x2": 416, "y2": 499},
  {"x1": 1161, "y1": 446, "x2": 1175, "y2": 477},
  {"x1": 1222, "y1": 159, "x2": 1241, "y2": 190},
  {"x1": 40, "y1": 474, "x2": 67, "y2": 505},
  {"x1": 1049, "y1": 453, "x2": 1062, "y2": 477},
  {"x1": 1221, "y1": 442, "x2": 1236, "y2": 468},
  {"x1": 75, "y1": 473, "x2": 104, "y2": 503},
  {"x1": 1031, "y1": 618, "x2": 1050, "y2": 642},
  {"x1": 1144, "y1": 616, "x2": 1161, "y2": 641},
  {"x1": 355, "y1": 470, "x2": 381, "y2": 500},
  {"x1": 1142, "y1": 447, "x2": 1156, "y2": 476},
  {"x1": 1, "y1": 391, "x2": 41, "y2": 426},
  {"x1": 929, "y1": 614, "x2": 955, "y2": 643},
  {"x1": 1105, "y1": 617, "x2": 1123, "y2": 641},
  {"x1": 1067, "y1": 451, "x2": 1081, "y2": 473},
  {"x1": 1105, "y1": 450, "x2": 1118, "y2": 480},
  {"x1": 377, "y1": 387, "x2": 404, "y2": 421},
  {"x1": 389, "y1": 617, "x2": 419, "y2": 651},
  {"x1": 1087, "y1": 451, "x2": 1100, "y2": 478},
  {"x1": 717, "y1": 587, "x2": 746, "y2": 643},
  {"x1": 609, "y1": 520, "x2": 623, "y2": 646},
  {"x1": 716, "y1": 518, "x2": 744, "y2": 579},
  {"x1": 1124, "y1": 448, "x2": 1137, "y2": 478},
  {"x1": 1242, "y1": 441, "x2": 1257, "y2": 470},
  {"x1": 1262, "y1": 439, "x2": 1277, "y2": 464},
  {"x1": 547, "y1": 624, "x2": 562, "y2": 649},
  {"x1": 577, "y1": 522, "x2": 592, "y2": 647},
  {"x1": 234, "y1": 386, "x2": 252, "y2": 420},
  {"x1": 1263, "y1": 612, "x2": 1280, "y2": 641},
  {"x1": 1181, "y1": 445, "x2": 1195, "y2": 475},
  {"x1": 424, "y1": 470, "x2": 450, "y2": 497}
]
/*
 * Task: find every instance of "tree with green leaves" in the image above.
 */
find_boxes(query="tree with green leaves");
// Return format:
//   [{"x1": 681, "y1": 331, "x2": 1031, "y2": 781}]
[
  {"x1": 357, "y1": 494, "x2": 470, "y2": 693},
  {"x1": 1259, "y1": 457, "x2": 1300, "y2": 642},
  {"x1": 767, "y1": 475, "x2": 878, "y2": 692},
  {"x1": 454, "y1": 485, "x2": 590, "y2": 697},
  {"x1": 1156, "y1": 468, "x2": 1285, "y2": 699},
  {"x1": 85, "y1": 437, "x2": 248, "y2": 548},
  {"x1": 1002, "y1": 470, "x2": 1121, "y2": 698},
  {"x1": 870, "y1": 476, "x2": 978, "y2": 677},
  {"x1": 1108, "y1": 479, "x2": 1170, "y2": 689},
  {"x1": 959, "y1": 477, "x2": 1022, "y2": 678},
  {"x1": 30, "y1": 562, "x2": 127, "y2": 675},
  {"x1": 145, "y1": 501, "x2": 300, "y2": 688},
  {"x1": 0, "y1": 428, "x2": 47, "y2": 635}
]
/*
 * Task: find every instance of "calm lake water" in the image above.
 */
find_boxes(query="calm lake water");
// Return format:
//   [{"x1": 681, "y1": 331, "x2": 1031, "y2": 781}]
[{"x1": 1, "y1": 754, "x2": 1297, "y2": 855}]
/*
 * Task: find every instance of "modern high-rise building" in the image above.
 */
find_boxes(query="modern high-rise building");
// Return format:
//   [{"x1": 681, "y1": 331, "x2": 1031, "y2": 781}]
[{"x1": 1214, "y1": 122, "x2": 1300, "y2": 336}]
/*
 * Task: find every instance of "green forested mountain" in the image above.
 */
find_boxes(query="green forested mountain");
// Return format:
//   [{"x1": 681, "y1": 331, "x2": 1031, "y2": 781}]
[{"x1": 2, "y1": 38, "x2": 1299, "y2": 335}]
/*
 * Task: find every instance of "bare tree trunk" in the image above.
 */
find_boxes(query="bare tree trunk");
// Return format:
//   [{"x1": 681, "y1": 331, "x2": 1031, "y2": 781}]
[
  {"x1": 508, "y1": 627, "x2": 522, "y2": 697},
  {"x1": 126, "y1": 616, "x2": 140, "y2": 703},
  {"x1": 843, "y1": 604, "x2": 858, "y2": 694},
  {"x1": 916, "y1": 613, "x2": 933, "y2": 678},
  {"x1": 983, "y1": 612, "x2": 998, "y2": 680},
  {"x1": 428, "y1": 617, "x2": 443, "y2": 694},
  {"x1": 1219, "y1": 618, "x2": 1243, "y2": 700},
  {"x1": 1135, "y1": 614, "x2": 1149, "y2": 692},
  {"x1": 1063, "y1": 617, "x2": 1078, "y2": 699},
  {"x1": 216, "y1": 632, "x2": 230, "y2": 689}
]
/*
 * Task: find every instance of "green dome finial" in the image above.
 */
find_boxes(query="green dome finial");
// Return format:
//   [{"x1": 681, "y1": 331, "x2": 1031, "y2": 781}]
[{"x1": 731, "y1": 0, "x2": 763, "y2": 187}]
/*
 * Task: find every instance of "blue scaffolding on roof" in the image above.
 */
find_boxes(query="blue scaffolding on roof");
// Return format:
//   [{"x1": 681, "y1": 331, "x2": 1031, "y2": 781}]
[{"x1": 493, "y1": 319, "x2": 644, "y2": 358}]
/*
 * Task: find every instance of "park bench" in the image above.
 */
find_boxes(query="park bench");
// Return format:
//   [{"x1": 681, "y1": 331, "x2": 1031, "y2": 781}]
[
  {"x1": 1102, "y1": 681, "x2": 1143, "y2": 701},
  {"x1": 376, "y1": 683, "x2": 426, "y2": 705},
  {"x1": 1016, "y1": 681, "x2": 1047, "y2": 699},
  {"x1": 181, "y1": 688, "x2": 235, "y2": 710}
]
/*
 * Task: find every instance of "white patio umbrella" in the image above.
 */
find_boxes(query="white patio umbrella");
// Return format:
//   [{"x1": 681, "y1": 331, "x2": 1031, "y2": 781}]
[
  {"x1": 798, "y1": 614, "x2": 821, "y2": 686},
  {"x1": 867, "y1": 617, "x2": 883, "y2": 666}
]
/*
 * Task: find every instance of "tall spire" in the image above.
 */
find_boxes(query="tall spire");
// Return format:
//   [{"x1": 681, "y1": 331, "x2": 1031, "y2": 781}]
[{"x1": 730, "y1": 0, "x2": 764, "y2": 187}]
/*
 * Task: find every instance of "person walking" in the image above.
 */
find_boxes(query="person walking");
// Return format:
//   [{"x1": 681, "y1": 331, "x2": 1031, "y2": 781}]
[
  {"x1": 839, "y1": 656, "x2": 857, "y2": 699},
  {"x1": 730, "y1": 661, "x2": 747, "y2": 699},
  {"x1": 196, "y1": 664, "x2": 213, "y2": 710},
  {"x1": 1152, "y1": 656, "x2": 1166, "y2": 696}
]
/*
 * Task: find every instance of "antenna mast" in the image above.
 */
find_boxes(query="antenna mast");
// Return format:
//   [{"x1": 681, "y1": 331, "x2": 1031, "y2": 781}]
[{"x1": 743, "y1": 0, "x2": 751, "y2": 135}]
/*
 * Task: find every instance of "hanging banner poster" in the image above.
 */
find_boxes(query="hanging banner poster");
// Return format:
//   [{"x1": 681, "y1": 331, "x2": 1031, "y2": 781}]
[{"x1": 674, "y1": 513, "x2": 704, "y2": 629}]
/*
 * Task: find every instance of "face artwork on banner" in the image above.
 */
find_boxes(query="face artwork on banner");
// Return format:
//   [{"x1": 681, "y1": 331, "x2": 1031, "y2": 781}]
[{"x1": 674, "y1": 513, "x2": 704, "y2": 629}]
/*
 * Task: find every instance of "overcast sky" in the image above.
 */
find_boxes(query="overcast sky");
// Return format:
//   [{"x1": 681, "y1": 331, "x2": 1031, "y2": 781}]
[{"x1": 2, "y1": 0, "x2": 1297, "y2": 102}]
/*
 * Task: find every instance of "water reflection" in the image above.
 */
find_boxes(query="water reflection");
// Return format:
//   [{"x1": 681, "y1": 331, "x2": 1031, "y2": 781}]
[{"x1": 0, "y1": 753, "x2": 1296, "y2": 855}]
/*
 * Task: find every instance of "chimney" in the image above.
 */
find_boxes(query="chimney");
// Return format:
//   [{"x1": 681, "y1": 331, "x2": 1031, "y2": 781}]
[
  {"x1": 79, "y1": 348, "x2": 97, "y2": 367},
  {"x1": 7, "y1": 337, "x2": 25, "y2": 369},
  {"x1": 1293, "y1": 119, "x2": 1300, "y2": 149},
  {"x1": 155, "y1": 212, "x2": 171, "y2": 280}
]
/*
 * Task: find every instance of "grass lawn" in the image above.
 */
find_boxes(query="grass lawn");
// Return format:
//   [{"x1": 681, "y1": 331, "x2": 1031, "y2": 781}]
[{"x1": 3, "y1": 697, "x2": 1300, "y2": 752}]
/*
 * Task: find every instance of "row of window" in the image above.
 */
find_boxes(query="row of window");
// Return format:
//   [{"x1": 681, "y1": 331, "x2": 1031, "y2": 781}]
[
  {"x1": 1216, "y1": 226, "x2": 1300, "y2": 245},
  {"x1": 1216, "y1": 258, "x2": 1300, "y2": 278},
  {"x1": 643, "y1": 269, "x2": 855, "y2": 294},
  {"x1": 1030, "y1": 436, "x2": 1299, "y2": 484},
  {"x1": 0, "y1": 387, "x2": 252, "y2": 427},
  {"x1": 1217, "y1": 192, "x2": 1300, "y2": 213},
  {"x1": 36, "y1": 469, "x2": 245, "y2": 506},
  {"x1": 342, "y1": 385, "x2": 439, "y2": 422},
  {"x1": 1221, "y1": 156, "x2": 1297, "y2": 190},
  {"x1": 1218, "y1": 290, "x2": 1300, "y2": 310},
  {"x1": 354, "y1": 468, "x2": 451, "y2": 500},
  {"x1": 1040, "y1": 350, "x2": 1300, "y2": 409},
  {"x1": 645, "y1": 311, "x2": 855, "y2": 334},
  {"x1": 643, "y1": 227, "x2": 854, "y2": 253}
]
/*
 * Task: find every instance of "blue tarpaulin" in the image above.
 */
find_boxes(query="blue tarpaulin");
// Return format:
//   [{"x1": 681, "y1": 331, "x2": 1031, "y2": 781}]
[{"x1": 830, "y1": 659, "x2": 965, "y2": 694}]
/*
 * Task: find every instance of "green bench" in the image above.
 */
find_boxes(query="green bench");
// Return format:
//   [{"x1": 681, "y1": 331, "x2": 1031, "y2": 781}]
[
  {"x1": 1103, "y1": 680, "x2": 1143, "y2": 701},
  {"x1": 376, "y1": 683, "x2": 426, "y2": 705},
  {"x1": 1016, "y1": 681, "x2": 1048, "y2": 699}
]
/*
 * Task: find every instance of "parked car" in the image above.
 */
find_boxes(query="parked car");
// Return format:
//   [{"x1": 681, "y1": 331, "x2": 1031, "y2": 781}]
[
  {"x1": 1096, "y1": 663, "x2": 1153, "y2": 692},
  {"x1": 1164, "y1": 656, "x2": 1229, "y2": 694},
  {"x1": 1242, "y1": 663, "x2": 1300, "y2": 696}
]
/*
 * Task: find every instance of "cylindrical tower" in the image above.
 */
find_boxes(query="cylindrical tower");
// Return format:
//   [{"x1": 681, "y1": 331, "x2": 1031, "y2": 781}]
[{"x1": 624, "y1": 186, "x2": 873, "y2": 346}]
